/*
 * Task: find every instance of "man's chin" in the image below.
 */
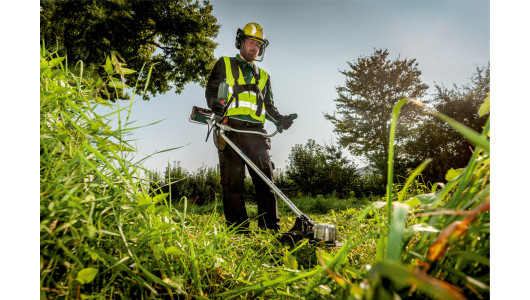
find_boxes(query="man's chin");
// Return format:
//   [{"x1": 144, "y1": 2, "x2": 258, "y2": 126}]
[{"x1": 241, "y1": 53, "x2": 258, "y2": 62}]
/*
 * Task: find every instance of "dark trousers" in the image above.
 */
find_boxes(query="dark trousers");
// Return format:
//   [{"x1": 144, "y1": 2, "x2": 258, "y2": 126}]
[{"x1": 218, "y1": 123, "x2": 280, "y2": 231}]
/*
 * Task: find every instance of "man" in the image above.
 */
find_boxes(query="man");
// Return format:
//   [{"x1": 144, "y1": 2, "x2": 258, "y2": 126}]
[{"x1": 205, "y1": 22, "x2": 295, "y2": 231}]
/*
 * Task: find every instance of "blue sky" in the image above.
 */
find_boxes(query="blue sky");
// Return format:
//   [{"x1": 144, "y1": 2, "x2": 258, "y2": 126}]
[{"x1": 95, "y1": 0, "x2": 490, "y2": 174}]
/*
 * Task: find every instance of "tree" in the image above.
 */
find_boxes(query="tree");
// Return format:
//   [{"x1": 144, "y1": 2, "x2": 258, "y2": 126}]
[
  {"x1": 405, "y1": 64, "x2": 490, "y2": 183},
  {"x1": 324, "y1": 49, "x2": 429, "y2": 180},
  {"x1": 40, "y1": 0, "x2": 220, "y2": 100},
  {"x1": 286, "y1": 139, "x2": 359, "y2": 198}
]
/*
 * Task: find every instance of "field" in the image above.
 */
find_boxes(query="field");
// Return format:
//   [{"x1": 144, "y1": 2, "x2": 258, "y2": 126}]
[{"x1": 40, "y1": 48, "x2": 490, "y2": 299}]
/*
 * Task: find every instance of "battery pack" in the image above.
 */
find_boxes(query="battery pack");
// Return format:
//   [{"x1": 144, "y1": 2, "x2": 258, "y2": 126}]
[{"x1": 189, "y1": 106, "x2": 213, "y2": 124}]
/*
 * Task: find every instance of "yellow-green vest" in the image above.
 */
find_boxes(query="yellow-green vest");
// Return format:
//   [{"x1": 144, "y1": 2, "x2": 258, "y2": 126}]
[{"x1": 223, "y1": 56, "x2": 268, "y2": 123}]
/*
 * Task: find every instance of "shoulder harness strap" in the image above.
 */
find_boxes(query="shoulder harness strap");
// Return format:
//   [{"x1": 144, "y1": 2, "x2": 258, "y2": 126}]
[{"x1": 224, "y1": 57, "x2": 266, "y2": 117}]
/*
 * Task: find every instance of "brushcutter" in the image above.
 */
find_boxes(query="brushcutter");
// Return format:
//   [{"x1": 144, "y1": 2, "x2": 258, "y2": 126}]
[{"x1": 190, "y1": 105, "x2": 341, "y2": 247}]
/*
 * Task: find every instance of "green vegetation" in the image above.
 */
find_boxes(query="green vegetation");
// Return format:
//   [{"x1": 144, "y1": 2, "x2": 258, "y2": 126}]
[
  {"x1": 40, "y1": 0, "x2": 220, "y2": 100},
  {"x1": 149, "y1": 141, "x2": 385, "y2": 205},
  {"x1": 405, "y1": 65, "x2": 490, "y2": 182},
  {"x1": 325, "y1": 49, "x2": 489, "y2": 185},
  {"x1": 325, "y1": 48, "x2": 430, "y2": 183},
  {"x1": 40, "y1": 45, "x2": 489, "y2": 299}
]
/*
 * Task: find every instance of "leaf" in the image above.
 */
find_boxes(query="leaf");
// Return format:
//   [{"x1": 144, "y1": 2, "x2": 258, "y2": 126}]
[
  {"x1": 410, "y1": 223, "x2": 440, "y2": 233},
  {"x1": 387, "y1": 205, "x2": 408, "y2": 262},
  {"x1": 163, "y1": 275, "x2": 186, "y2": 293},
  {"x1": 108, "y1": 77, "x2": 130, "y2": 89},
  {"x1": 447, "y1": 250, "x2": 490, "y2": 266},
  {"x1": 105, "y1": 141, "x2": 135, "y2": 152},
  {"x1": 445, "y1": 168, "x2": 464, "y2": 181},
  {"x1": 393, "y1": 202, "x2": 411, "y2": 212},
  {"x1": 373, "y1": 201, "x2": 387, "y2": 209},
  {"x1": 418, "y1": 198, "x2": 490, "y2": 273},
  {"x1": 85, "y1": 224, "x2": 98, "y2": 238},
  {"x1": 76, "y1": 267, "x2": 98, "y2": 284},
  {"x1": 415, "y1": 193, "x2": 438, "y2": 206},
  {"x1": 478, "y1": 93, "x2": 490, "y2": 117},
  {"x1": 120, "y1": 67, "x2": 137, "y2": 74},
  {"x1": 94, "y1": 97, "x2": 111, "y2": 107},
  {"x1": 152, "y1": 193, "x2": 168, "y2": 204},
  {"x1": 103, "y1": 56, "x2": 113, "y2": 74},
  {"x1": 137, "y1": 195, "x2": 153, "y2": 212},
  {"x1": 405, "y1": 197, "x2": 420, "y2": 208},
  {"x1": 283, "y1": 249, "x2": 298, "y2": 270},
  {"x1": 49, "y1": 56, "x2": 65, "y2": 68},
  {"x1": 165, "y1": 246, "x2": 185, "y2": 256},
  {"x1": 369, "y1": 262, "x2": 466, "y2": 300},
  {"x1": 86, "y1": 248, "x2": 100, "y2": 261},
  {"x1": 89, "y1": 120, "x2": 105, "y2": 132},
  {"x1": 41, "y1": 65, "x2": 51, "y2": 76}
]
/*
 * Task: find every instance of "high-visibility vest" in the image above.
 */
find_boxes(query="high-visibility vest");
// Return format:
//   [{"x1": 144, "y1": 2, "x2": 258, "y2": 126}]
[{"x1": 223, "y1": 56, "x2": 268, "y2": 123}]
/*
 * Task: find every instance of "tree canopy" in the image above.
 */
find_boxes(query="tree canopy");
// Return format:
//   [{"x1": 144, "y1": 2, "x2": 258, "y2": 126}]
[
  {"x1": 325, "y1": 49, "x2": 429, "y2": 179},
  {"x1": 40, "y1": 0, "x2": 220, "y2": 100},
  {"x1": 404, "y1": 65, "x2": 490, "y2": 182}
]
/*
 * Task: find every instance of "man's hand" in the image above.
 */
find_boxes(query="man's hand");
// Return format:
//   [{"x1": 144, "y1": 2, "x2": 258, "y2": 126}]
[
  {"x1": 211, "y1": 99, "x2": 226, "y2": 116},
  {"x1": 276, "y1": 113, "x2": 297, "y2": 133},
  {"x1": 278, "y1": 114, "x2": 296, "y2": 129}
]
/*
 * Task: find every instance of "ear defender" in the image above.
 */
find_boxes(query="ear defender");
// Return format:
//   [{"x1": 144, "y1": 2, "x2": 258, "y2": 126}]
[{"x1": 235, "y1": 28, "x2": 245, "y2": 50}]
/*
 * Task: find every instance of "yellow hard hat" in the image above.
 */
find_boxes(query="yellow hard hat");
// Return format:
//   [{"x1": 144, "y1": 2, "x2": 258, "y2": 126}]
[{"x1": 235, "y1": 22, "x2": 269, "y2": 56}]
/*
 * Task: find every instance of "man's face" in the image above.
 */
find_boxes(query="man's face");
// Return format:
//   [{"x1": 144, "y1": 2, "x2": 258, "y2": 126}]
[{"x1": 240, "y1": 38, "x2": 262, "y2": 61}]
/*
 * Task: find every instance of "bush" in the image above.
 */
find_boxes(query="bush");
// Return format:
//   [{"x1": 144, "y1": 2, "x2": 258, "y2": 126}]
[
  {"x1": 151, "y1": 163, "x2": 221, "y2": 205},
  {"x1": 285, "y1": 139, "x2": 360, "y2": 198},
  {"x1": 352, "y1": 171, "x2": 385, "y2": 198}
]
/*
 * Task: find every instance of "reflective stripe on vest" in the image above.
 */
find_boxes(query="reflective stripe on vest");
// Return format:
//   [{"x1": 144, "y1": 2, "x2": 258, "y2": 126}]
[{"x1": 223, "y1": 56, "x2": 268, "y2": 123}]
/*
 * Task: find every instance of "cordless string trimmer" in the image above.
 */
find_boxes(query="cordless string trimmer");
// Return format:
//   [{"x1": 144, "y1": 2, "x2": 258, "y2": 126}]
[{"x1": 190, "y1": 105, "x2": 341, "y2": 246}]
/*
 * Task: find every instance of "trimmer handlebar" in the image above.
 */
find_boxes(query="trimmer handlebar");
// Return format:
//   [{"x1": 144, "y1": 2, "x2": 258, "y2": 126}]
[
  {"x1": 209, "y1": 113, "x2": 297, "y2": 138},
  {"x1": 207, "y1": 118, "x2": 279, "y2": 138},
  {"x1": 190, "y1": 105, "x2": 297, "y2": 137}
]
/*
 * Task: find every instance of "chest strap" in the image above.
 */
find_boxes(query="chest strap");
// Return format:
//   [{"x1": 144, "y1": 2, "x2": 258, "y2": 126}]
[{"x1": 226, "y1": 57, "x2": 265, "y2": 117}]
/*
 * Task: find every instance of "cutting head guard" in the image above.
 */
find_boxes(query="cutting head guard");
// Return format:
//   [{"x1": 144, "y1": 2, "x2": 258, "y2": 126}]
[{"x1": 235, "y1": 22, "x2": 269, "y2": 62}]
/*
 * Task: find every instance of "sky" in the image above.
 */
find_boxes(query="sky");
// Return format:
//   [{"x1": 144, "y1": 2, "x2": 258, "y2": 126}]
[{"x1": 94, "y1": 0, "x2": 491, "y2": 176}]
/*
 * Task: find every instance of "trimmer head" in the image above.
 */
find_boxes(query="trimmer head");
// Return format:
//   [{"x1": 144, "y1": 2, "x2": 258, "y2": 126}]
[{"x1": 281, "y1": 214, "x2": 342, "y2": 247}]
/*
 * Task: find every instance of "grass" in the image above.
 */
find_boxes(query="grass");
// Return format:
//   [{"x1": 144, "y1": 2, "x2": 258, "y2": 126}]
[{"x1": 40, "y1": 46, "x2": 490, "y2": 299}]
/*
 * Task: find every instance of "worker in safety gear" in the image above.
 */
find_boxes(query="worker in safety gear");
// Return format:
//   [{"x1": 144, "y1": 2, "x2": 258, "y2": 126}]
[{"x1": 205, "y1": 22, "x2": 295, "y2": 231}]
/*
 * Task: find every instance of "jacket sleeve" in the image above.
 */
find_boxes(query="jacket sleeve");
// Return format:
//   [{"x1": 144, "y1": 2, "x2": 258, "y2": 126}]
[
  {"x1": 263, "y1": 75, "x2": 282, "y2": 122},
  {"x1": 205, "y1": 58, "x2": 226, "y2": 109}
]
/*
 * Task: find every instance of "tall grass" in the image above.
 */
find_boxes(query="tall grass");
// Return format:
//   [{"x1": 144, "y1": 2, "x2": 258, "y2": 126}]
[
  {"x1": 41, "y1": 44, "x2": 489, "y2": 299},
  {"x1": 215, "y1": 97, "x2": 490, "y2": 299}
]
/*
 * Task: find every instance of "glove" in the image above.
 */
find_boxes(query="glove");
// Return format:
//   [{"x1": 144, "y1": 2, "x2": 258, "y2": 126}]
[
  {"x1": 278, "y1": 114, "x2": 296, "y2": 130},
  {"x1": 276, "y1": 113, "x2": 297, "y2": 133},
  {"x1": 211, "y1": 99, "x2": 226, "y2": 116}
]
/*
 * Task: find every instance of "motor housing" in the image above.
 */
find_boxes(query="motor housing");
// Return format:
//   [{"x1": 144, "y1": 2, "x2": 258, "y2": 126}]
[{"x1": 313, "y1": 223, "x2": 338, "y2": 243}]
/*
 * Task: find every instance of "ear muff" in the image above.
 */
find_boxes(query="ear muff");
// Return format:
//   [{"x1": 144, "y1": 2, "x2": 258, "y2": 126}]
[{"x1": 235, "y1": 28, "x2": 245, "y2": 50}]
